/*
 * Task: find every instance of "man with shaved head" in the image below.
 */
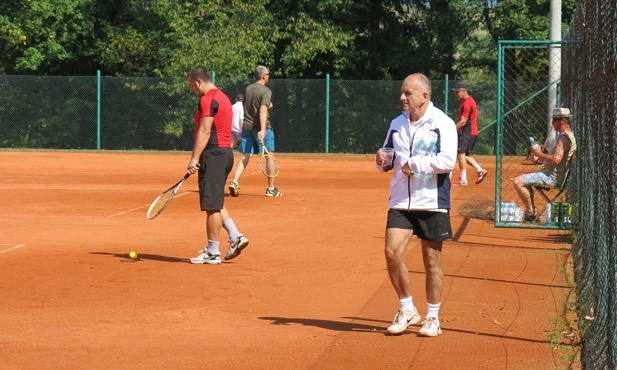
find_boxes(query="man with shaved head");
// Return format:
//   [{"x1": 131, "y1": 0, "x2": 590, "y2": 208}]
[{"x1": 376, "y1": 73, "x2": 458, "y2": 337}]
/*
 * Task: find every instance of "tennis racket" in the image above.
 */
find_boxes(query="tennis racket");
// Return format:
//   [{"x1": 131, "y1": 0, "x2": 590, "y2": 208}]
[
  {"x1": 146, "y1": 172, "x2": 192, "y2": 219},
  {"x1": 259, "y1": 140, "x2": 280, "y2": 178}
]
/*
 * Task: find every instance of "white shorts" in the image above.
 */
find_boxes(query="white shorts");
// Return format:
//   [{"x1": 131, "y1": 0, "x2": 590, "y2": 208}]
[{"x1": 522, "y1": 171, "x2": 556, "y2": 187}]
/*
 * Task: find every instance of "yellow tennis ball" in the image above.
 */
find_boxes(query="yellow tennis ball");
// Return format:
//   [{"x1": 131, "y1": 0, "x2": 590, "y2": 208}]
[{"x1": 129, "y1": 251, "x2": 137, "y2": 260}]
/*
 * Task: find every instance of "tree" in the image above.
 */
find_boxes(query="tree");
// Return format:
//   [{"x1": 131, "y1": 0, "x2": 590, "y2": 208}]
[
  {"x1": 94, "y1": 0, "x2": 276, "y2": 78},
  {"x1": 0, "y1": 0, "x2": 98, "y2": 75},
  {"x1": 0, "y1": 0, "x2": 579, "y2": 80}
]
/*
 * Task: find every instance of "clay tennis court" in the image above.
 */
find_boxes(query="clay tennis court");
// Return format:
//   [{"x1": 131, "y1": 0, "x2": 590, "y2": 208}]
[{"x1": 1, "y1": 151, "x2": 574, "y2": 369}]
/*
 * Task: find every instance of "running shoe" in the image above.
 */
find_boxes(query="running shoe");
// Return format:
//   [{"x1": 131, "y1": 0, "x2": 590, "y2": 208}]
[
  {"x1": 386, "y1": 308, "x2": 421, "y2": 334},
  {"x1": 524, "y1": 212, "x2": 538, "y2": 222},
  {"x1": 265, "y1": 187, "x2": 283, "y2": 197},
  {"x1": 228, "y1": 181, "x2": 240, "y2": 197},
  {"x1": 418, "y1": 317, "x2": 442, "y2": 337},
  {"x1": 475, "y1": 169, "x2": 488, "y2": 184},
  {"x1": 224, "y1": 234, "x2": 250, "y2": 261},
  {"x1": 190, "y1": 251, "x2": 221, "y2": 265}
]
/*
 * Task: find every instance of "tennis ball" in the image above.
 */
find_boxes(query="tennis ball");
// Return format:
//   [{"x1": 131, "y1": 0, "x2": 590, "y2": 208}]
[{"x1": 129, "y1": 251, "x2": 137, "y2": 260}]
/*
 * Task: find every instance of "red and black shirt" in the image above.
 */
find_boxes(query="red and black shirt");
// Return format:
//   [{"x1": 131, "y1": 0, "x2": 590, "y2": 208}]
[{"x1": 194, "y1": 89, "x2": 233, "y2": 148}]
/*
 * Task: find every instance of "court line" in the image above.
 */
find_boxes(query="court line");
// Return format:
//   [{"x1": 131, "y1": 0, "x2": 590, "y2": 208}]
[
  {"x1": 0, "y1": 214, "x2": 98, "y2": 219},
  {"x1": 0, "y1": 244, "x2": 26, "y2": 254},
  {"x1": 0, "y1": 192, "x2": 195, "y2": 219},
  {"x1": 0, "y1": 186, "x2": 151, "y2": 190}
]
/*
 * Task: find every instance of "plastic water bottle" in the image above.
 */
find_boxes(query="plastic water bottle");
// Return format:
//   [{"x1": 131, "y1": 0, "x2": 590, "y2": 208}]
[
  {"x1": 508, "y1": 201, "x2": 516, "y2": 221},
  {"x1": 514, "y1": 206, "x2": 524, "y2": 222},
  {"x1": 499, "y1": 201, "x2": 517, "y2": 222},
  {"x1": 529, "y1": 137, "x2": 539, "y2": 150},
  {"x1": 500, "y1": 202, "x2": 512, "y2": 222}
]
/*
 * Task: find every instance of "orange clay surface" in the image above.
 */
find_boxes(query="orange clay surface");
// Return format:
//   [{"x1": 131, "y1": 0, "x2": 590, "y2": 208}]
[{"x1": 0, "y1": 151, "x2": 574, "y2": 369}]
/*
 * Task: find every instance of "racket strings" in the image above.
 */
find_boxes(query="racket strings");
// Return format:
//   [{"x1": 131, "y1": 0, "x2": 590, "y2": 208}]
[
  {"x1": 260, "y1": 154, "x2": 280, "y2": 178},
  {"x1": 147, "y1": 190, "x2": 174, "y2": 218}
]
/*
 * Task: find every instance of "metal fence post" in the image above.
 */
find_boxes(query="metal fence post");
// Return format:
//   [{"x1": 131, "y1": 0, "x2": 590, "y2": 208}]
[
  {"x1": 444, "y1": 74, "x2": 449, "y2": 114},
  {"x1": 325, "y1": 73, "x2": 330, "y2": 153},
  {"x1": 97, "y1": 70, "x2": 101, "y2": 150}
]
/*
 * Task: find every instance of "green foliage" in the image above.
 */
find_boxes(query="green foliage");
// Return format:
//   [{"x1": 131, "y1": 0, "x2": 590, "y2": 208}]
[
  {"x1": 269, "y1": 0, "x2": 354, "y2": 78},
  {"x1": 0, "y1": 0, "x2": 577, "y2": 80},
  {"x1": 148, "y1": 0, "x2": 276, "y2": 78},
  {"x1": 0, "y1": 0, "x2": 97, "y2": 74},
  {"x1": 0, "y1": 0, "x2": 577, "y2": 155}
]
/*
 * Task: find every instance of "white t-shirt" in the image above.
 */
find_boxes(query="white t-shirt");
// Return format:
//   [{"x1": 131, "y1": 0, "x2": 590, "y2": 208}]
[{"x1": 231, "y1": 101, "x2": 244, "y2": 134}]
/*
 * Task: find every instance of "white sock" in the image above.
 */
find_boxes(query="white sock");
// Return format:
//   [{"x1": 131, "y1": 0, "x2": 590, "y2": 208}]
[
  {"x1": 400, "y1": 296, "x2": 415, "y2": 313},
  {"x1": 426, "y1": 302, "x2": 441, "y2": 320},
  {"x1": 473, "y1": 164, "x2": 482, "y2": 172},
  {"x1": 206, "y1": 240, "x2": 219, "y2": 255},
  {"x1": 223, "y1": 218, "x2": 239, "y2": 240},
  {"x1": 460, "y1": 169, "x2": 467, "y2": 181}
]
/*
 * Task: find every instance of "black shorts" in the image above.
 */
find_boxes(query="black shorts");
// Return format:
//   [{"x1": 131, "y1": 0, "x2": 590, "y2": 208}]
[
  {"x1": 198, "y1": 147, "x2": 234, "y2": 211},
  {"x1": 458, "y1": 132, "x2": 477, "y2": 155},
  {"x1": 386, "y1": 209, "x2": 452, "y2": 241}
]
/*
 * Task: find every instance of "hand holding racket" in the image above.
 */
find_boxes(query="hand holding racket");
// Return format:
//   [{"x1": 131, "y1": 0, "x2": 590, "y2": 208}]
[
  {"x1": 147, "y1": 169, "x2": 195, "y2": 219},
  {"x1": 260, "y1": 140, "x2": 280, "y2": 178}
]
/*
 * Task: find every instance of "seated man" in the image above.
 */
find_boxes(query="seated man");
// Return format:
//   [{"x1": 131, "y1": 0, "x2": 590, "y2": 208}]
[{"x1": 513, "y1": 108, "x2": 577, "y2": 221}]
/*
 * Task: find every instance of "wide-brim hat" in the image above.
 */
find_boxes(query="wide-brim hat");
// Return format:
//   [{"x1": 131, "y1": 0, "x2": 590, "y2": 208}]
[{"x1": 552, "y1": 107, "x2": 571, "y2": 118}]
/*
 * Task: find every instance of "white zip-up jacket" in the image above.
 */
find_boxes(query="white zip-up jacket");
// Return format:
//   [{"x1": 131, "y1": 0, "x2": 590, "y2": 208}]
[{"x1": 377, "y1": 102, "x2": 458, "y2": 211}]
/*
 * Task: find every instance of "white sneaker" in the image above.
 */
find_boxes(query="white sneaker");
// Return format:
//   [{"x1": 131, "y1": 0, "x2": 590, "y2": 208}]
[
  {"x1": 224, "y1": 234, "x2": 250, "y2": 261},
  {"x1": 190, "y1": 251, "x2": 221, "y2": 265},
  {"x1": 386, "y1": 308, "x2": 421, "y2": 334},
  {"x1": 418, "y1": 317, "x2": 442, "y2": 337}
]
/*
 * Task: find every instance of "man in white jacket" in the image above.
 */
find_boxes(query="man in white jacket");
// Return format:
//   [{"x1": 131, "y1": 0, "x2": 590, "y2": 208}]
[{"x1": 376, "y1": 73, "x2": 457, "y2": 337}]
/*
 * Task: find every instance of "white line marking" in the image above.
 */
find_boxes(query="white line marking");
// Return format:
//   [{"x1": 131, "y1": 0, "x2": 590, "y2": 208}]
[
  {"x1": 0, "y1": 186, "x2": 147, "y2": 190},
  {"x1": 0, "y1": 215, "x2": 98, "y2": 218},
  {"x1": 0, "y1": 244, "x2": 25, "y2": 254}
]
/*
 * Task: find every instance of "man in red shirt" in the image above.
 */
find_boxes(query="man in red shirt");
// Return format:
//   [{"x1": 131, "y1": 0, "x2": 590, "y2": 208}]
[
  {"x1": 451, "y1": 82, "x2": 488, "y2": 185},
  {"x1": 186, "y1": 67, "x2": 249, "y2": 264}
]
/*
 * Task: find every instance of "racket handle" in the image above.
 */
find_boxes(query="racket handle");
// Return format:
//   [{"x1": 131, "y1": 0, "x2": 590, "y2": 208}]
[{"x1": 186, "y1": 162, "x2": 200, "y2": 178}]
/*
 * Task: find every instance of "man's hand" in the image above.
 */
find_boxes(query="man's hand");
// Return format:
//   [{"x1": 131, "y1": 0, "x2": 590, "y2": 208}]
[
  {"x1": 187, "y1": 158, "x2": 200, "y2": 174},
  {"x1": 401, "y1": 162, "x2": 413, "y2": 176}
]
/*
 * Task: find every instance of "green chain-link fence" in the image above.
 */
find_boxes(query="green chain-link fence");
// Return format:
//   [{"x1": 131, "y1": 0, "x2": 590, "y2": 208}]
[
  {"x1": 563, "y1": 1, "x2": 617, "y2": 369},
  {"x1": 495, "y1": 2, "x2": 617, "y2": 367},
  {"x1": 495, "y1": 41, "x2": 580, "y2": 230},
  {"x1": 0, "y1": 74, "x2": 496, "y2": 154}
]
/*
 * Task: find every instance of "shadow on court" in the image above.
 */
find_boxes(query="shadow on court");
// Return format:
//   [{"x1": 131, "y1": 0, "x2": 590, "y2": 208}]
[
  {"x1": 259, "y1": 316, "x2": 383, "y2": 334},
  {"x1": 260, "y1": 316, "x2": 551, "y2": 343},
  {"x1": 90, "y1": 251, "x2": 188, "y2": 263}
]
